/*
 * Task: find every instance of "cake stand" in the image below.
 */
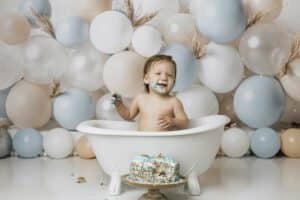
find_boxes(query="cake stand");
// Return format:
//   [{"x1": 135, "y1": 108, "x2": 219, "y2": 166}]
[{"x1": 122, "y1": 175, "x2": 187, "y2": 200}]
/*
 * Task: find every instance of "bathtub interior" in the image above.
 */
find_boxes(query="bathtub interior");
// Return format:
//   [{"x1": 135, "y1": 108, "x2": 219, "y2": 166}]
[{"x1": 77, "y1": 115, "x2": 230, "y2": 136}]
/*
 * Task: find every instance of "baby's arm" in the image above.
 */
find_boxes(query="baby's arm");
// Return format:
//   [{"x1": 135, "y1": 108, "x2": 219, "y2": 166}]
[
  {"x1": 171, "y1": 98, "x2": 189, "y2": 129},
  {"x1": 113, "y1": 94, "x2": 139, "y2": 121},
  {"x1": 158, "y1": 98, "x2": 189, "y2": 130}
]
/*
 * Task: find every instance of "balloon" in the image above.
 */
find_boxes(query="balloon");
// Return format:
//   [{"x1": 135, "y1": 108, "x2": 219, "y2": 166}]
[
  {"x1": 55, "y1": 16, "x2": 89, "y2": 48},
  {"x1": 0, "y1": 13, "x2": 30, "y2": 45},
  {"x1": 239, "y1": 23, "x2": 291, "y2": 75},
  {"x1": 13, "y1": 128, "x2": 43, "y2": 158},
  {"x1": 0, "y1": 42, "x2": 23, "y2": 90},
  {"x1": 281, "y1": 96, "x2": 300, "y2": 123},
  {"x1": 53, "y1": 89, "x2": 95, "y2": 130},
  {"x1": 72, "y1": 0, "x2": 112, "y2": 22},
  {"x1": 132, "y1": 25, "x2": 162, "y2": 57},
  {"x1": 250, "y1": 128, "x2": 281, "y2": 158},
  {"x1": 221, "y1": 127, "x2": 250, "y2": 158},
  {"x1": 139, "y1": 0, "x2": 180, "y2": 29},
  {"x1": 161, "y1": 44, "x2": 197, "y2": 92},
  {"x1": 281, "y1": 129, "x2": 300, "y2": 158},
  {"x1": 219, "y1": 93, "x2": 239, "y2": 123},
  {"x1": 190, "y1": 0, "x2": 247, "y2": 43},
  {"x1": 19, "y1": 0, "x2": 51, "y2": 27},
  {"x1": 63, "y1": 44, "x2": 108, "y2": 91},
  {"x1": 90, "y1": 11, "x2": 133, "y2": 54},
  {"x1": 6, "y1": 80, "x2": 52, "y2": 128},
  {"x1": 43, "y1": 128, "x2": 73, "y2": 159},
  {"x1": 75, "y1": 135, "x2": 95, "y2": 159},
  {"x1": 96, "y1": 94, "x2": 132, "y2": 121},
  {"x1": 161, "y1": 14, "x2": 205, "y2": 49},
  {"x1": 198, "y1": 43, "x2": 244, "y2": 93},
  {"x1": 0, "y1": 127, "x2": 12, "y2": 158},
  {"x1": 280, "y1": 73, "x2": 300, "y2": 102},
  {"x1": 234, "y1": 76, "x2": 285, "y2": 128},
  {"x1": 22, "y1": 36, "x2": 68, "y2": 84},
  {"x1": 276, "y1": 0, "x2": 300, "y2": 34},
  {"x1": 0, "y1": 88, "x2": 10, "y2": 118},
  {"x1": 288, "y1": 58, "x2": 300, "y2": 78},
  {"x1": 103, "y1": 51, "x2": 146, "y2": 98},
  {"x1": 176, "y1": 85, "x2": 219, "y2": 119},
  {"x1": 242, "y1": 0, "x2": 283, "y2": 22}
]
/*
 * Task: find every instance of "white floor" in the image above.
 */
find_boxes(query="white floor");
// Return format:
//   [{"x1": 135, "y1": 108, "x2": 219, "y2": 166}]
[{"x1": 0, "y1": 156, "x2": 299, "y2": 200}]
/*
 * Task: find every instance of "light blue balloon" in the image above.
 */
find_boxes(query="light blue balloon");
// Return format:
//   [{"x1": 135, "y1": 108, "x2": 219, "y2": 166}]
[
  {"x1": 53, "y1": 89, "x2": 95, "y2": 130},
  {"x1": 0, "y1": 128, "x2": 12, "y2": 158},
  {"x1": 250, "y1": 128, "x2": 281, "y2": 158},
  {"x1": 234, "y1": 76, "x2": 285, "y2": 128},
  {"x1": 192, "y1": 0, "x2": 247, "y2": 44},
  {"x1": 19, "y1": 0, "x2": 51, "y2": 27},
  {"x1": 55, "y1": 16, "x2": 89, "y2": 48},
  {"x1": 13, "y1": 128, "x2": 43, "y2": 158},
  {"x1": 0, "y1": 88, "x2": 10, "y2": 118},
  {"x1": 160, "y1": 44, "x2": 197, "y2": 92}
]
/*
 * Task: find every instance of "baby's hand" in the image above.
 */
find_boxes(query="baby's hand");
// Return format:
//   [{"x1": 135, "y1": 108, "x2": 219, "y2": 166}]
[
  {"x1": 158, "y1": 116, "x2": 174, "y2": 129},
  {"x1": 111, "y1": 93, "x2": 122, "y2": 105}
]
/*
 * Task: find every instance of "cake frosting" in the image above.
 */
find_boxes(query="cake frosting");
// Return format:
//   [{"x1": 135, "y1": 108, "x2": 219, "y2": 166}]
[{"x1": 128, "y1": 154, "x2": 181, "y2": 184}]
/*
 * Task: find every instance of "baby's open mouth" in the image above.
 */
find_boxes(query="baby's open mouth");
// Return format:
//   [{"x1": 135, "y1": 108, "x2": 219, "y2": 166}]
[{"x1": 157, "y1": 83, "x2": 167, "y2": 87}]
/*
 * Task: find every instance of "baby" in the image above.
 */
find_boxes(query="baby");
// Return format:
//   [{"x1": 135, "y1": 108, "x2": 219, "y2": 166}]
[{"x1": 112, "y1": 54, "x2": 188, "y2": 131}]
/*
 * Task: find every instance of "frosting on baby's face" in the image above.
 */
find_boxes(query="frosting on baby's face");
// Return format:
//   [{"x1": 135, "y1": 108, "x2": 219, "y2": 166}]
[{"x1": 144, "y1": 61, "x2": 176, "y2": 95}]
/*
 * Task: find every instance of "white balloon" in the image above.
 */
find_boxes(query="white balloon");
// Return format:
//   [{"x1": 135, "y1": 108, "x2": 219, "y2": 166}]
[
  {"x1": 90, "y1": 11, "x2": 133, "y2": 54},
  {"x1": 289, "y1": 58, "x2": 300, "y2": 78},
  {"x1": 96, "y1": 94, "x2": 132, "y2": 121},
  {"x1": 176, "y1": 85, "x2": 219, "y2": 119},
  {"x1": 63, "y1": 44, "x2": 108, "y2": 91},
  {"x1": 132, "y1": 25, "x2": 162, "y2": 57},
  {"x1": 43, "y1": 128, "x2": 74, "y2": 159},
  {"x1": 103, "y1": 51, "x2": 146, "y2": 98},
  {"x1": 198, "y1": 43, "x2": 244, "y2": 93},
  {"x1": 221, "y1": 127, "x2": 250, "y2": 158},
  {"x1": 0, "y1": 42, "x2": 23, "y2": 90},
  {"x1": 22, "y1": 36, "x2": 67, "y2": 84}
]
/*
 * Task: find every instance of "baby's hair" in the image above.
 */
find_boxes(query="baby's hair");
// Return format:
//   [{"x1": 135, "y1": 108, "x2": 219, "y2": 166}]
[{"x1": 143, "y1": 54, "x2": 177, "y2": 92}]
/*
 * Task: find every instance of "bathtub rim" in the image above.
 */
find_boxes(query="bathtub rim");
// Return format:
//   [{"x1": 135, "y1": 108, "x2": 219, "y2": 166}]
[{"x1": 76, "y1": 115, "x2": 230, "y2": 137}]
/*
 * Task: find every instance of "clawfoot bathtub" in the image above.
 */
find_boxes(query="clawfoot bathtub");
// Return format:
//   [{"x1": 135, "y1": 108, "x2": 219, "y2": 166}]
[{"x1": 77, "y1": 115, "x2": 229, "y2": 196}]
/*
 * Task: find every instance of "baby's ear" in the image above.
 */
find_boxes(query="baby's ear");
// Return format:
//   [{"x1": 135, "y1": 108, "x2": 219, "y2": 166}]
[{"x1": 143, "y1": 74, "x2": 150, "y2": 84}]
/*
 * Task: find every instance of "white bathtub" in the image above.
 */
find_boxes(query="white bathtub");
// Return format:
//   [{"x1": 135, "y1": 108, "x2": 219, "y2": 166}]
[{"x1": 77, "y1": 115, "x2": 229, "y2": 196}]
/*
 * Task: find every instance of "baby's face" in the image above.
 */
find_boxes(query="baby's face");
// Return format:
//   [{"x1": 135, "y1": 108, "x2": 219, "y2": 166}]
[{"x1": 144, "y1": 61, "x2": 176, "y2": 95}]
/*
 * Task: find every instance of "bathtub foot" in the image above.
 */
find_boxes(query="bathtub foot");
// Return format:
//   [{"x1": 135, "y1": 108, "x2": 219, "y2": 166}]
[
  {"x1": 187, "y1": 172, "x2": 201, "y2": 196},
  {"x1": 109, "y1": 173, "x2": 122, "y2": 196}
]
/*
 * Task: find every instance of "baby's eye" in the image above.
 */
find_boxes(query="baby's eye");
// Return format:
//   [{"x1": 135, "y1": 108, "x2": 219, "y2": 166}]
[{"x1": 155, "y1": 72, "x2": 161, "y2": 75}]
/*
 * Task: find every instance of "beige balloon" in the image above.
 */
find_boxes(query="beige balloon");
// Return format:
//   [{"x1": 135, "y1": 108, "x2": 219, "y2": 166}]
[
  {"x1": 103, "y1": 51, "x2": 146, "y2": 98},
  {"x1": 75, "y1": 135, "x2": 95, "y2": 159},
  {"x1": 242, "y1": 0, "x2": 283, "y2": 22},
  {"x1": 281, "y1": 129, "x2": 300, "y2": 158},
  {"x1": 6, "y1": 80, "x2": 52, "y2": 128},
  {"x1": 73, "y1": 0, "x2": 112, "y2": 22},
  {"x1": 280, "y1": 73, "x2": 300, "y2": 102},
  {"x1": 0, "y1": 13, "x2": 30, "y2": 45},
  {"x1": 161, "y1": 13, "x2": 208, "y2": 50}
]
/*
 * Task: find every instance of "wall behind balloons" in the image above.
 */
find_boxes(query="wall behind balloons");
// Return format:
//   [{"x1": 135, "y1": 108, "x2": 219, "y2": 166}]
[{"x1": 1, "y1": 0, "x2": 300, "y2": 160}]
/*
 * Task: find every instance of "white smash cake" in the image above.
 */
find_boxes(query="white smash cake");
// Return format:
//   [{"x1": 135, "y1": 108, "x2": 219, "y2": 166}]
[{"x1": 128, "y1": 154, "x2": 182, "y2": 184}]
